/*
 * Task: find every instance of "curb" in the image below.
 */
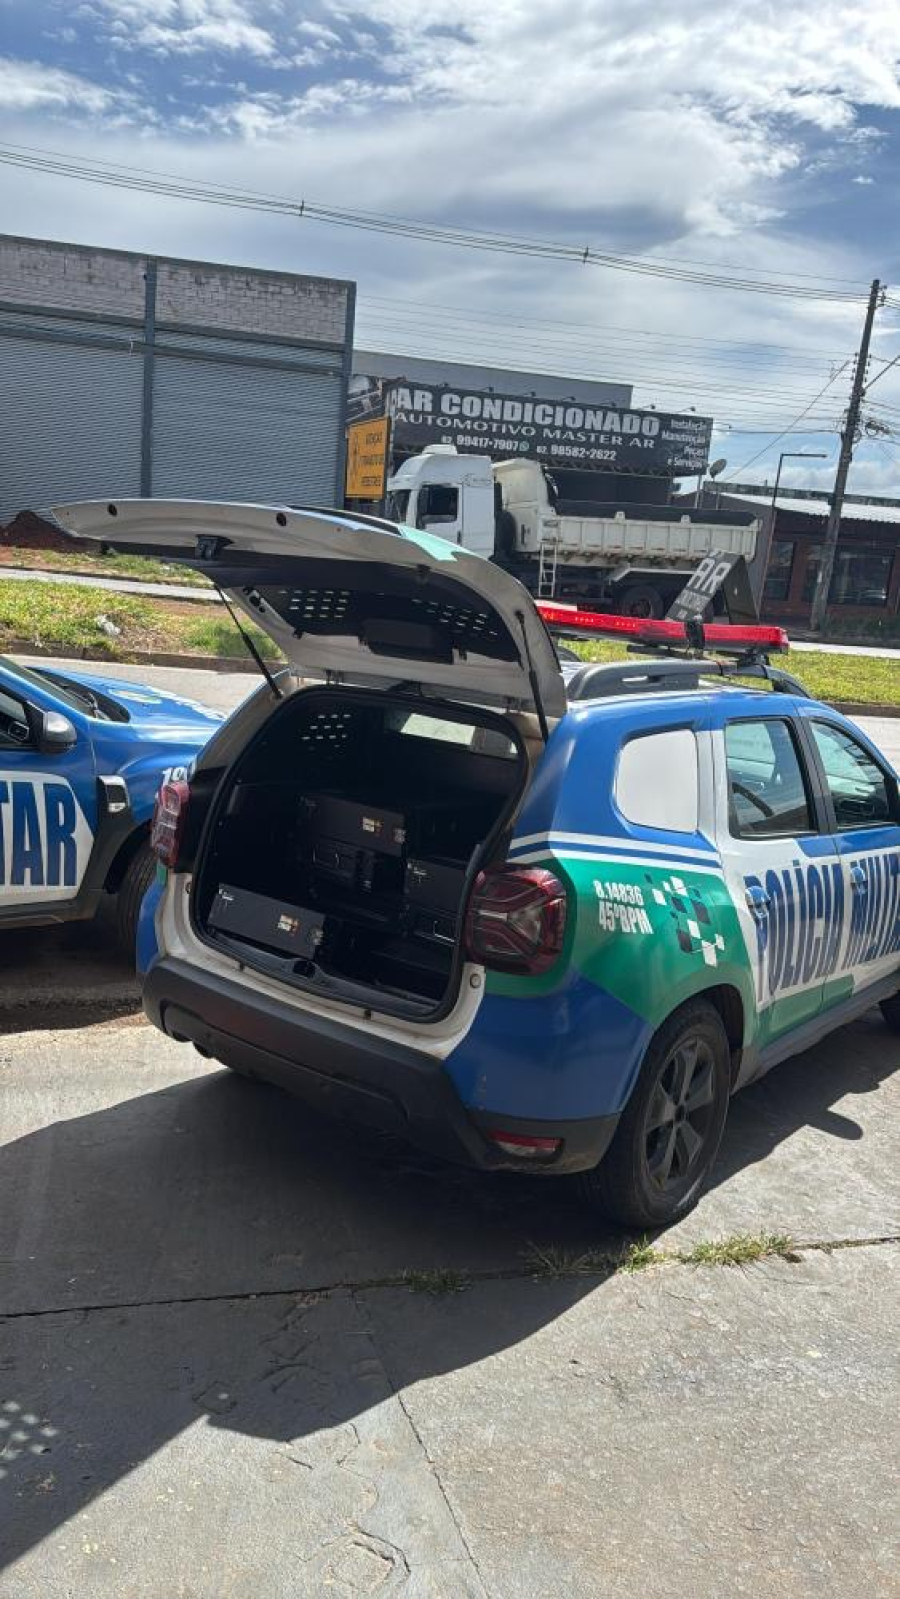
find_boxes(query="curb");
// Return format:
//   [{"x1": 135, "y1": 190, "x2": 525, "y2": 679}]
[
  {"x1": 0, "y1": 564, "x2": 219, "y2": 602},
  {"x1": 7, "y1": 639, "x2": 265, "y2": 674},
  {"x1": 830, "y1": 701, "x2": 900, "y2": 719},
  {"x1": 5, "y1": 640, "x2": 900, "y2": 714}
]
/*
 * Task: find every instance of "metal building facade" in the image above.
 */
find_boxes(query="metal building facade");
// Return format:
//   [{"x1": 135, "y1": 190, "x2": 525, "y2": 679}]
[{"x1": 0, "y1": 234, "x2": 355, "y2": 523}]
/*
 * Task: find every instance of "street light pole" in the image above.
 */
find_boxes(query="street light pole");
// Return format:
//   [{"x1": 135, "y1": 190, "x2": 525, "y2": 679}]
[
  {"x1": 759, "y1": 450, "x2": 827, "y2": 604},
  {"x1": 809, "y1": 278, "x2": 882, "y2": 630}
]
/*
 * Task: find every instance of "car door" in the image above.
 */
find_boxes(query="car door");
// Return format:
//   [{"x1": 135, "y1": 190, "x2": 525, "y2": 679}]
[
  {"x1": 717, "y1": 712, "x2": 833, "y2": 1046},
  {"x1": 803, "y1": 715, "x2": 900, "y2": 1007},
  {"x1": 0, "y1": 666, "x2": 96, "y2": 916}
]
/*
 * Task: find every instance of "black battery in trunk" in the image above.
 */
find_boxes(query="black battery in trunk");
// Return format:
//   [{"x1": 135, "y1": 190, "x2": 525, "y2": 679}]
[{"x1": 208, "y1": 884, "x2": 325, "y2": 958}]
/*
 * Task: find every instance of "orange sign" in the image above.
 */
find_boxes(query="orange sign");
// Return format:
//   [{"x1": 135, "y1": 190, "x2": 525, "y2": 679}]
[{"x1": 345, "y1": 415, "x2": 391, "y2": 499}]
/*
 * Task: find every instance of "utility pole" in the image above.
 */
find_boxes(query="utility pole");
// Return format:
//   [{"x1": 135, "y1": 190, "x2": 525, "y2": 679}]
[{"x1": 809, "y1": 278, "x2": 882, "y2": 630}]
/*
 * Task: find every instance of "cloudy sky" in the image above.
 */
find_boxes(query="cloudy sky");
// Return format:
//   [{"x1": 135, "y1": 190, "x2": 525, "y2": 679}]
[{"x1": 2, "y1": 0, "x2": 900, "y2": 491}]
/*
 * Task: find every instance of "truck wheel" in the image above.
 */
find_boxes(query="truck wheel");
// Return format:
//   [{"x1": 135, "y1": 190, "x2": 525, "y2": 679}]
[
  {"x1": 116, "y1": 840, "x2": 157, "y2": 960},
  {"x1": 880, "y1": 994, "x2": 900, "y2": 1033},
  {"x1": 617, "y1": 583, "x2": 665, "y2": 619},
  {"x1": 577, "y1": 1000, "x2": 731, "y2": 1229}
]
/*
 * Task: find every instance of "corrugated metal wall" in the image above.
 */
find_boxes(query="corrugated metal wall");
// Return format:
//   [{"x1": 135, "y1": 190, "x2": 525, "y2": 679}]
[
  {"x1": 0, "y1": 312, "x2": 143, "y2": 517},
  {"x1": 0, "y1": 235, "x2": 354, "y2": 524},
  {"x1": 151, "y1": 332, "x2": 344, "y2": 505}
]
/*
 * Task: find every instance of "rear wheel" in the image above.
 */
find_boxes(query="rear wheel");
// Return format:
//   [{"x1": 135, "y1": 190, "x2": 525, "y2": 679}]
[
  {"x1": 879, "y1": 994, "x2": 900, "y2": 1033},
  {"x1": 579, "y1": 1000, "x2": 731, "y2": 1229},
  {"x1": 115, "y1": 840, "x2": 157, "y2": 960},
  {"x1": 617, "y1": 582, "x2": 665, "y2": 620}
]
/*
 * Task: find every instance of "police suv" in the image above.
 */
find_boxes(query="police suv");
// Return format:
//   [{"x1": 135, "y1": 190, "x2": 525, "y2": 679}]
[
  {"x1": 0, "y1": 653, "x2": 221, "y2": 953},
  {"x1": 52, "y1": 500, "x2": 900, "y2": 1227}
]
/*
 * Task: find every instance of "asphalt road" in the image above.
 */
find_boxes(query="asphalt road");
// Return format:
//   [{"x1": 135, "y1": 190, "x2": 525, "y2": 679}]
[
  {"x1": 0, "y1": 656, "x2": 898, "y2": 1595},
  {"x1": 1, "y1": 1004, "x2": 897, "y2": 1596}
]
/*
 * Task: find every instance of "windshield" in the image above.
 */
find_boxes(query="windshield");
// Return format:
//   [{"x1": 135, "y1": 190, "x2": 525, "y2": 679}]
[
  {"x1": 2, "y1": 658, "x2": 126, "y2": 721},
  {"x1": 385, "y1": 488, "x2": 410, "y2": 521}
]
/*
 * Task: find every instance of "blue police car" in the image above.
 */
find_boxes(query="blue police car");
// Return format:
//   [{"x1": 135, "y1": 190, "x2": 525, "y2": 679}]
[
  {"x1": 50, "y1": 499, "x2": 900, "y2": 1227},
  {"x1": 0, "y1": 654, "x2": 222, "y2": 954}
]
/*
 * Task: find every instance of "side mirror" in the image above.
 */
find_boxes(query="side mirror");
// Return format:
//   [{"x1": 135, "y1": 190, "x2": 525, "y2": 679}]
[{"x1": 32, "y1": 708, "x2": 78, "y2": 756}]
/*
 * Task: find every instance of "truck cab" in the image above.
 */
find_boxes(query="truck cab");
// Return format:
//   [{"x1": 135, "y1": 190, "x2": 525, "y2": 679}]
[{"x1": 385, "y1": 448, "x2": 496, "y2": 558}]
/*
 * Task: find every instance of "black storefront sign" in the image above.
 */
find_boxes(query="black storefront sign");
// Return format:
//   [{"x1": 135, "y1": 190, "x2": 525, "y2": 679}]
[{"x1": 384, "y1": 382, "x2": 713, "y2": 474}]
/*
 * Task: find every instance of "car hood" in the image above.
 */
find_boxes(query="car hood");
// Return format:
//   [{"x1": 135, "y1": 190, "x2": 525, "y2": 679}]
[
  {"x1": 56, "y1": 665, "x2": 224, "y2": 734},
  {"x1": 50, "y1": 499, "x2": 567, "y2": 720}
]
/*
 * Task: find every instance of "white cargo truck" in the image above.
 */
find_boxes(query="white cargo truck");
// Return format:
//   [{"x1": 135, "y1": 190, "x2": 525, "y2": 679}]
[{"x1": 385, "y1": 448, "x2": 759, "y2": 617}]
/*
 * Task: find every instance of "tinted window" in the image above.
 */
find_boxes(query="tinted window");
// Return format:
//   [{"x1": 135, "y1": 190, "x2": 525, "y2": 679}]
[
  {"x1": 811, "y1": 721, "x2": 896, "y2": 829},
  {"x1": 763, "y1": 540, "x2": 795, "y2": 603},
  {"x1": 0, "y1": 685, "x2": 31, "y2": 749},
  {"x1": 385, "y1": 708, "x2": 516, "y2": 758},
  {"x1": 725, "y1": 719, "x2": 813, "y2": 838},
  {"x1": 420, "y1": 485, "x2": 459, "y2": 524},
  {"x1": 802, "y1": 543, "x2": 892, "y2": 607}
]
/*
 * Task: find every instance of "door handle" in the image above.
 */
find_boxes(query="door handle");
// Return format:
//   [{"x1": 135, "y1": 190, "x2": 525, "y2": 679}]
[
  {"x1": 849, "y1": 864, "x2": 868, "y2": 895},
  {"x1": 745, "y1": 884, "x2": 771, "y2": 921}
]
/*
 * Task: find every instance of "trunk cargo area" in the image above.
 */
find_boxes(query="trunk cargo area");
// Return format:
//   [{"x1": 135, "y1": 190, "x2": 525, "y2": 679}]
[{"x1": 193, "y1": 689, "x2": 525, "y2": 1014}]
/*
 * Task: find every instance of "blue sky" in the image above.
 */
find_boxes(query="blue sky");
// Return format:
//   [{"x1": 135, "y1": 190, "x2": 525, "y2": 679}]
[{"x1": 2, "y1": 0, "x2": 900, "y2": 493}]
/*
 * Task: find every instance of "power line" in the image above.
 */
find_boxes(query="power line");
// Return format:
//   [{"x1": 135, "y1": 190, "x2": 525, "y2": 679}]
[
  {"x1": 726, "y1": 362, "x2": 851, "y2": 474},
  {"x1": 0, "y1": 139, "x2": 872, "y2": 289},
  {"x1": 0, "y1": 142, "x2": 877, "y2": 304},
  {"x1": 357, "y1": 319, "x2": 843, "y2": 388},
  {"x1": 358, "y1": 293, "x2": 848, "y2": 366}
]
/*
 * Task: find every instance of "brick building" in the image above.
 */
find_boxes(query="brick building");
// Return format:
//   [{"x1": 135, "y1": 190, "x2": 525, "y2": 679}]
[
  {"x1": 699, "y1": 481, "x2": 900, "y2": 630},
  {"x1": 0, "y1": 233, "x2": 355, "y2": 525}
]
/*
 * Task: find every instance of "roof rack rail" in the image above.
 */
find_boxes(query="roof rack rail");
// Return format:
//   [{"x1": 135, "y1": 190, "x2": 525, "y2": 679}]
[{"x1": 566, "y1": 655, "x2": 812, "y2": 702}]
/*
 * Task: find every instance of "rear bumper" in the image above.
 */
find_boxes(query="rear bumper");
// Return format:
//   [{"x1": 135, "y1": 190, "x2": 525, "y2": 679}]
[{"x1": 143, "y1": 958, "x2": 618, "y2": 1174}]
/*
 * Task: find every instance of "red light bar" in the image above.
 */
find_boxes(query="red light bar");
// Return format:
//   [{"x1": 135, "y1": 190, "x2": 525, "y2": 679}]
[{"x1": 536, "y1": 601, "x2": 789, "y2": 654}]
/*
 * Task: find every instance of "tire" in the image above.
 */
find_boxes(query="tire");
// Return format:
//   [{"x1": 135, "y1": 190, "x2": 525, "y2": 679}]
[
  {"x1": 879, "y1": 994, "x2": 900, "y2": 1033},
  {"x1": 578, "y1": 1000, "x2": 731, "y2": 1229},
  {"x1": 617, "y1": 583, "x2": 665, "y2": 620},
  {"x1": 115, "y1": 839, "x2": 157, "y2": 960}
]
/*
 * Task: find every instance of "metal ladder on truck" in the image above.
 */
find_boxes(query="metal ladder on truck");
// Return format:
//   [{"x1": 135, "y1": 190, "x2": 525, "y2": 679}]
[{"x1": 537, "y1": 535, "x2": 559, "y2": 598}]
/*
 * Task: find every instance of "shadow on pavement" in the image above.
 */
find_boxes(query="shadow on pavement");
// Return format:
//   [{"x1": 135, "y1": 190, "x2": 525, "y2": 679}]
[
  {"x1": 0, "y1": 1014, "x2": 897, "y2": 1572},
  {"x1": 0, "y1": 918, "x2": 141, "y2": 1033}
]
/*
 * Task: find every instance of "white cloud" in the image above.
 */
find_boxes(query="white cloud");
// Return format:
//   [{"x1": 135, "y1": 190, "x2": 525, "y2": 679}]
[
  {"x1": 296, "y1": 20, "x2": 342, "y2": 46},
  {"x1": 95, "y1": 1, "x2": 277, "y2": 58},
  {"x1": 0, "y1": 56, "x2": 121, "y2": 113},
  {"x1": 1, "y1": 0, "x2": 899, "y2": 480}
]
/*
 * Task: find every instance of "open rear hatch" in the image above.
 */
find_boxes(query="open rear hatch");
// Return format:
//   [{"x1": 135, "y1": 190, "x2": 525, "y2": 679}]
[
  {"x1": 50, "y1": 499, "x2": 565, "y2": 721},
  {"x1": 51, "y1": 500, "x2": 566, "y2": 1016}
]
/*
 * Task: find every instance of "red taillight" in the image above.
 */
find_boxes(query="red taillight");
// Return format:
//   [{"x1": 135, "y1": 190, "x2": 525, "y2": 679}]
[
  {"x1": 465, "y1": 866, "x2": 567, "y2": 975},
  {"x1": 150, "y1": 780, "x2": 190, "y2": 869},
  {"x1": 486, "y1": 1129, "x2": 562, "y2": 1159},
  {"x1": 536, "y1": 601, "x2": 789, "y2": 654}
]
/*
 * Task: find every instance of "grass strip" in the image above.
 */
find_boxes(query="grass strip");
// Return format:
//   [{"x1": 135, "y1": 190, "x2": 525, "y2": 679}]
[
  {"x1": 0, "y1": 547, "x2": 211, "y2": 588},
  {"x1": 0, "y1": 579, "x2": 279, "y2": 660},
  {"x1": 569, "y1": 639, "x2": 899, "y2": 707}
]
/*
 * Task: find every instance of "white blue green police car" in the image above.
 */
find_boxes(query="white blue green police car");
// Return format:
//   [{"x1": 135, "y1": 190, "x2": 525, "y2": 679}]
[
  {"x1": 0, "y1": 654, "x2": 221, "y2": 953},
  {"x1": 52, "y1": 499, "x2": 900, "y2": 1226}
]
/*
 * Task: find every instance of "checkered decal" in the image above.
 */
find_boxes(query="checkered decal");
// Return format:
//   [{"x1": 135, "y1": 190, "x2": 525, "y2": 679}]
[{"x1": 647, "y1": 874, "x2": 726, "y2": 968}]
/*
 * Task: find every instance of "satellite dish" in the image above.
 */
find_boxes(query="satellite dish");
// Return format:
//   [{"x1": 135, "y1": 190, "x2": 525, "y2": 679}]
[{"x1": 709, "y1": 458, "x2": 728, "y2": 477}]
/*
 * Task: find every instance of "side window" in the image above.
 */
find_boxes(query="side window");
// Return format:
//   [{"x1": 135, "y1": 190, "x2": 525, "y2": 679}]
[
  {"x1": 810, "y1": 721, "x2": 897, "y2": 830},
  {"x1": 419, "y1": 484, "x2": 459, "y2": 525},
  {"x1": 725, "y1": 719, "x2": 813, "y2": 839},
  {"x1": 0, "y1": 686, "x2": 32, "y2": 750},
  {"x1": 615, "y1": 729, "x2": 699, "y2": 832}
]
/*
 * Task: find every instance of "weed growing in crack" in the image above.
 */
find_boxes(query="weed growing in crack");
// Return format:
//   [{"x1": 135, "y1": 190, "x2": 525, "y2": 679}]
[{"x1": 403, "y1": 1269, "x2": 470, "y2": 1296}]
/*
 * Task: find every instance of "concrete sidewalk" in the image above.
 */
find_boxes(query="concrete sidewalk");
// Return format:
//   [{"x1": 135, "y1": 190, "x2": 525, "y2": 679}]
[{"x1": 0, "y1": 1011, "x2": 897, "y2": 1596}]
